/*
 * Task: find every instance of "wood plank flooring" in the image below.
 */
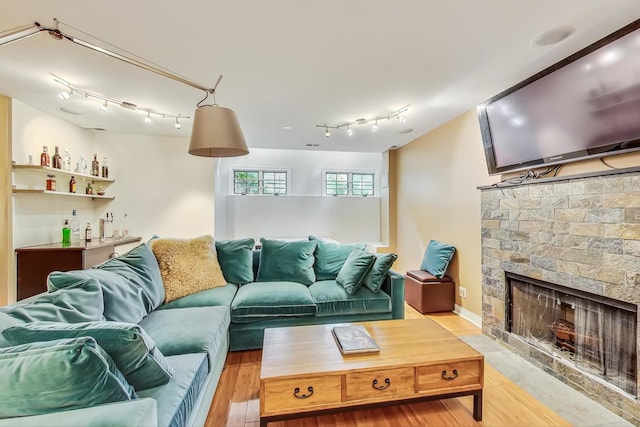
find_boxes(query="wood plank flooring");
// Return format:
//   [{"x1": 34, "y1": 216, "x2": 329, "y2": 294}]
[{"x1": 205, "y1": 304, "x2": 572, "y2": 427}]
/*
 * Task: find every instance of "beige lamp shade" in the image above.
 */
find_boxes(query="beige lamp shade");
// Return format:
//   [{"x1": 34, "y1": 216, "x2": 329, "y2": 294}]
[{"x1": 188, "y1": 105, "x2": 249, "y2": 157}]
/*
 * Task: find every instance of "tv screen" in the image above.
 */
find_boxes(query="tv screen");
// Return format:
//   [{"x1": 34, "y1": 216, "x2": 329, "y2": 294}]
[{"x1": 478, "y1": 19, "x2": 640, "y2": 175}]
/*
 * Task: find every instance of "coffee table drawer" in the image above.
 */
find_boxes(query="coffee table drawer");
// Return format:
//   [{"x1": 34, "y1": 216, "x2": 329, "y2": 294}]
[
  {"x1": 417, "y1": 360, "x2": 482, "y2": 392},
  {"x1": 345, "y1": 367, "x2": 414, "y2": 401},
  {"x1": 262, "y1": 375, "x2": 342, "y2": 413}
]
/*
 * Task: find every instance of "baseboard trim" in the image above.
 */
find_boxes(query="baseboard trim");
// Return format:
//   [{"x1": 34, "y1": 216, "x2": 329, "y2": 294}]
[{"x1": 454, "y1": 304, "x2": 482, "y2": 328}]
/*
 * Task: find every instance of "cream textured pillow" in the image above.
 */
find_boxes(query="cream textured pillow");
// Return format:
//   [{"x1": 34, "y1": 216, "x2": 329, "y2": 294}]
[{"x1": 150, "y1": 235, "x2": 227, "y2": 303}]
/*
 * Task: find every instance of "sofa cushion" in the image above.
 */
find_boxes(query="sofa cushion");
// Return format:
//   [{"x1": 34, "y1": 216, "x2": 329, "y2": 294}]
[
  {"x1": 3, "y1": 321, "x2": 174, "y2": 391},
  {"x1": 336, "y1": 249, "x2": 376, "y2": 295},
  {"x1": 137, "y1": 353, "x2": 208, "y2": 427},
  {"x1": 309, "y1": 280, "x2": 392, "y2": 317},
  {"x1": 139, "y1": 306, "x2": 230, "y2": 370},
  {"x1": 0, "y1": 337, "x2": 135, "y2": 418},
  {"x1": 215, "y1": 238, "x2": 255, "y2": 284},
  {"x1": 256, "y1": 238, "x2": 317, "y2": 285},
  {"x1": 2, "y1": 278, "x2": 104, "y2": 324},
  {"x1": 309, "y1": 236, "x2": 367, "y2": 280},
  {"x1": 97, "y1": 242, "x2": 165, "y2": 310},
  {"x1": 231, "y1": 281, "x2": 316, "y2": 323},
  {"x1": 48, "y1": 269, "x2": 149, "y2": 324},
  {"x1": 363, "y1": 253, "x2": 398, "y2": 293},
  {"x1": 150, "y1": 235, "x2": 227, "y2": 303},
  {"x1": 420, "y1": 239, "x2": 456, "y2": 279},
  {"x1": 157, "y1": 284, "x2": 238, "y2": 310}
]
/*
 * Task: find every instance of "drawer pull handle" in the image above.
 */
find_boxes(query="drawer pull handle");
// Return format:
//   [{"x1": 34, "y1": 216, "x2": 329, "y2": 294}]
[
  {"x1": 372, "y1": 378, "x2": 391, "y2": 390},
  {"x1": 442, "y1": 369, "x2": 459, "y2": 381},
  {"x1": 293, "y1": 386, "x2": 314, "y2": 399}
]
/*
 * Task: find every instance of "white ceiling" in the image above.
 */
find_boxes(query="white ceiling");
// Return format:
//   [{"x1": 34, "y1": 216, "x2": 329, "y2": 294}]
[{"x1": 1, "y1": 1, "x2": 639, "y2": 153}]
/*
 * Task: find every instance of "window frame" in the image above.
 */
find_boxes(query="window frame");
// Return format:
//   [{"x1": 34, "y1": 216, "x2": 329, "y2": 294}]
[
  {"x1": 322, "y1": 170, "x2": 376, "y2": 197},
  {"x1": 231, "y1": 168, "x2": 290, "y2": 195}
]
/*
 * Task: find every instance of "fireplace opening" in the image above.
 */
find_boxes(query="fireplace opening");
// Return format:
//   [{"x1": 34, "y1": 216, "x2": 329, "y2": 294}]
[{"x1": 506, "y1": 272, "x2": 638, "y2": 396}]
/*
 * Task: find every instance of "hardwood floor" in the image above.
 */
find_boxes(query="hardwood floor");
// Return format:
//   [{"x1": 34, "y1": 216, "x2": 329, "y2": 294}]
[{"x1": 205, "y1": 305, "x2": 571, "y2": 427}]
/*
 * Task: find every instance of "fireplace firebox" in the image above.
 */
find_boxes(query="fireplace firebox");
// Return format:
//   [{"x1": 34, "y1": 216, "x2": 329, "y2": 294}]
[{"x1": 506, "y1": 273, "x2": 638, "y2": 396}]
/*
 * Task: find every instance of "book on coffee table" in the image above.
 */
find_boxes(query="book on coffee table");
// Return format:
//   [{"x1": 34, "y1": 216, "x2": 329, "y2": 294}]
[{"x1": 331, "y1": 324, "x2": 380, "y2": 355}]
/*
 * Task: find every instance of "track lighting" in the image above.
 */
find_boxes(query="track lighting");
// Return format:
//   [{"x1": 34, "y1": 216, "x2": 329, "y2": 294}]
[
  {"x1": 315, "y1": 105, "x2": 409, "y2": 137},
  {"x1": 52, "y1": 74, "x2": 187, "y2": 130},
  {"x1": 58, "y1": 90, "x2": 71, "y2": 100}
]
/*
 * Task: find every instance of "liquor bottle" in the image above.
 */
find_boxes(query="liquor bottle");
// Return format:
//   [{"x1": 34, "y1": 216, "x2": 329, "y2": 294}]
[
  {"x1": 40, "y1": 146, "x2": 50, "y2": 167},
  {"x1": 101, "y1": 157, "x2": 109, "y2": 178},
  {"x1": 85, "y1": 182, "x2": 93, "y2": 195},
  {"x1": 91, "y1": 154, "x2": 99, "y2": 177},
  {"x1": 63, "y1": 147, "x2": 71, "y2": 171},
  {"x1": 46, "y1": 174, "x2": 56, "y2": 191},
  {"x1": 70, "y1": 209, "x2": 81, "y2": 243},
  {"x1": 52, "y1": 146, "x2": 62, "y2": 169},
  {"x1": 62, "y1": 220, "x2": 71, "y2": 246},
  {"x1": 76, "y1": 154, "x2": 87, "y2": 174},
  {"x1": 85, "y1": 222, "x2": 92, "y2": 242},
  {"x1": 69, "y1": 176, "x2": 77, "y2": 193}
]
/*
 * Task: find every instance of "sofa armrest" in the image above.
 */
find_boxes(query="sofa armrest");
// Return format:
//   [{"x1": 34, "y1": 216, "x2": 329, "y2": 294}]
[
  {"x1": 0, "y1": 398, "x2": 157, "y2": 427},
  {"x1": 380, "y1": 270, "x2": 405, "y2": 319}
]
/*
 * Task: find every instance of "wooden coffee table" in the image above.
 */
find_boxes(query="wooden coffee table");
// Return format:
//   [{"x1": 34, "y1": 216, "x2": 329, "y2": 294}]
[{"x1": 259, "y1": 318, "x2": 484, "y2": 426}]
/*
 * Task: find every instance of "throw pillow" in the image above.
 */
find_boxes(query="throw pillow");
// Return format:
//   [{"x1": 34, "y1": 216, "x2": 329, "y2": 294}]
[
  {"x1": 256, "y1": 238, "x2": 317, "y2": 285},
  {"x1": 151, "y1": 235, "x2": 227, "y2": 303},
  {"x1": 309, "y1": 236, "x2": 366, "y2": 280},
  {"x1": 363, "y1": 253, "x2": 398, "y2": 293},
  {"x1": 215, "y1": 238, "x2": 255, "y2": 284},
  {"x1": 420, "y1": 240, "x2": 456, "y2": 279},
  {"x1": 3, "y1": 321, "x2": 174, "y2": 391},
  {"x1": 336, "y1": 249, "x2": 376, "y2": 295},
  {"x1": 1, "y1": 278, "x2": 104, "y2": 324},
  {"x1": 0, "y1": 337, "x2": 135, "y2": 418}
]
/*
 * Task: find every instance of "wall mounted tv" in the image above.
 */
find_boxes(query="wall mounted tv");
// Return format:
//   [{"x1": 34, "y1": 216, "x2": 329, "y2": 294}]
[{"x1": 478, "y1": 19, "x2": 640, "y2": 175}]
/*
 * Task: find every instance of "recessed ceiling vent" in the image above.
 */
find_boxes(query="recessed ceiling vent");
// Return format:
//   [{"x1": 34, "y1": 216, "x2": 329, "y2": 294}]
[{"x1": 532, "y1": 26, "x2": 574, "y2": 47}]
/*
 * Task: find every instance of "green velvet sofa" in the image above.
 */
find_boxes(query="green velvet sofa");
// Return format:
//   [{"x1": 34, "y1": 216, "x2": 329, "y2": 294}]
[{"x1": 0, "y1": 236, "x2": 404, "y2": 427}]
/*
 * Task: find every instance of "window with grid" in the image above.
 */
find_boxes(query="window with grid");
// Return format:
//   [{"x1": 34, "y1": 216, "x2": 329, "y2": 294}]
[
  {"x1": 325, "y1": 172, "x2": 374, "y2": 196},
  {"x1": 233, "y1": 170, "x2": 288, "y2": 195}
]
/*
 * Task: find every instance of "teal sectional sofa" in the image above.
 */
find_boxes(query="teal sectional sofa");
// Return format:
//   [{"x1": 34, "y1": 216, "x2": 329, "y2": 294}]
[{"x1": 0, "y1": 236, "x2": 404, "y2": 427}]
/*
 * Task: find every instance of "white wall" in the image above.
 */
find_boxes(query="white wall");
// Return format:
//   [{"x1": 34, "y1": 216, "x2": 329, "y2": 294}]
[
  {"x1": 215, "y1": 148, "x2": 384, "y2": 243},
  {"x1": 12, "y1": 100, "x2": 216, "y2": 250}
]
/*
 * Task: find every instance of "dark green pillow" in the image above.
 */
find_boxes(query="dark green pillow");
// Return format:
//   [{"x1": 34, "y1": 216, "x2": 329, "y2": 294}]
[
  {"x1": 420, "y1": 240, "x2": 456, "y2": 278},
  {"x1": 3, "y1": 321, "x2": 174, "y2": 391},
  {"x1": 0, "y1": 337, "x2": 135, "y2": 418},
  {"x1": 256, "y1": 238, "x2": 317, "y2": 285},
  {"x1": 215, "y1": 238, "x2": 255, "y2": 284},
  {"x1": 309, "y1": 236, "x2": 366, "y2": 280},
  {"x1": 363, "y1": 253, "x2": 398, "y2": 293},
  {"x1": 336, "y1": 249, "x2": 376, "y2": 295}
]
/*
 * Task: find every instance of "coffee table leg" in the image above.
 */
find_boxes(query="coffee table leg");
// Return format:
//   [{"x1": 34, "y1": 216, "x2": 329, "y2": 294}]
[{"x1": 473, "y1": 390, "x2": 483, "y2": 421}]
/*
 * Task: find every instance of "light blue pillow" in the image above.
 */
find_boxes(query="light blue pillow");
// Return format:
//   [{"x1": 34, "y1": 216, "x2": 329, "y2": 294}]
[
  {"x1": 420, "y1": 240, "x2": 456, "y2": 278},
  {"x1": 363, "y1": 253, "x2": 398, "y2": 293},
  {"x1": 0, "y1": 278, "x2": 104, "y2": 324},
  {"x1": 257, "y1": 238, "x2": 317, "y2": 285},
  {"x1": 336, "y1": 249, "x2": 376, "y2": 295},
  {"x1": 3, "y1": 321, "x2": 174, "y2": 391},
  {"x1": 309, "y1": 236, "x2": 366, "y2": 280},
  {"x1": 0, "y1": 337, "x2": 135, "y2": 418}
]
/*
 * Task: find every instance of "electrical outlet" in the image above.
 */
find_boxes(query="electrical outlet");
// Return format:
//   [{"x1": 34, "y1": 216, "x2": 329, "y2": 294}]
[{"x1": 459, "y1": 286, "x2": 467, "y2": 299}]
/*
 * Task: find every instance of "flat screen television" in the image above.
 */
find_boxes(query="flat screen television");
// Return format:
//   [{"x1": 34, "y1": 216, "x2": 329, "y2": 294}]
[{"x1": 478, "y1": 19, "x2": 640, "y2": 175}]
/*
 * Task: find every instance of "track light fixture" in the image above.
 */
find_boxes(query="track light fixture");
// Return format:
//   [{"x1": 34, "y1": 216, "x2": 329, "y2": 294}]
[
  {"x1": 175, "y1": 117, "x2": 181, "y2": 130},
  {"x1": 52, "y1": 73, "x2": 187, "y2": 128},
  {"x1": 58, "y1": 89, "x2": 71, "y2": 100},
  {"x1": 0, "y1": 18, "x2": 248, "y2": 157},
  {"x1": 315, "y1": 105, "x2": 409, "y2": 138}
]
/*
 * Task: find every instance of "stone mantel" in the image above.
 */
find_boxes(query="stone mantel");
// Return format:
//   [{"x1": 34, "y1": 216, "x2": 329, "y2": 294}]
[{"x1": 480, "y1": 168, "x2": 640, "y2": 424}]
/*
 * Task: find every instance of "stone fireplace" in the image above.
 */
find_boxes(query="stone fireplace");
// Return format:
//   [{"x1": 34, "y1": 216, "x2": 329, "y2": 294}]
[{"x1": 480, "y1": 169, "x2": 640, "y2": 424}]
